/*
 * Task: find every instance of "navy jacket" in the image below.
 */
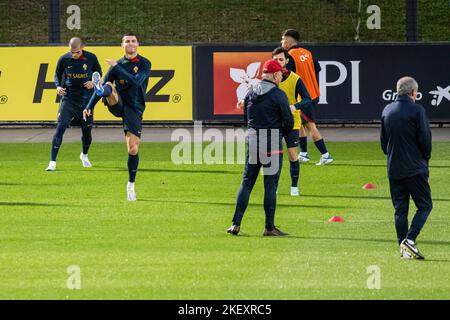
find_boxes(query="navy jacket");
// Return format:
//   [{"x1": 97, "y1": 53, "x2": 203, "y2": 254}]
[
  {"x1": 244, "y1": 79, "x2": 293, "y2": 132},
  {"x1": 243, "y1": 79, "x2": 293, "y2": 153},
  {"x1": 54, "y1": 50, "x2": 102, "y2": 105},
  {"x1": 86, "y1": 54, "x2": 151, "y2": 115},
  {"x1": 381, "y1": 95, "x2": 432, "y2": 180}
]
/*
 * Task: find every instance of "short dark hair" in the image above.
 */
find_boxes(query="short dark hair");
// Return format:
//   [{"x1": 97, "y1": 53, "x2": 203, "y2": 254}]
[
  {"x1": 282, "y1": 29, "x2": 300, "y2": 41},
  {"x1": 272, "y1": 47, "x2": 289, "y2": 58},
  {"x1": 122, "y1": 33, "x2": 138, "y2": 42}
]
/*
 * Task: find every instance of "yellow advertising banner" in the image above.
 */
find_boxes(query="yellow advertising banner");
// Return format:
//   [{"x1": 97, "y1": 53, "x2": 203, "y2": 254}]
[{"x1": 0, "y1": 46, "x2": 192, "y2": 121}]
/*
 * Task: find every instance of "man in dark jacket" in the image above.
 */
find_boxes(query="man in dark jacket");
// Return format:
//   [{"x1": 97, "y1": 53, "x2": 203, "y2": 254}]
[
  {"x1": 381, "y1": 76, "x2": 432, "y2": 259},
  {"x1": 227, "y1": 59, "x2": 294, "y2": 236}
]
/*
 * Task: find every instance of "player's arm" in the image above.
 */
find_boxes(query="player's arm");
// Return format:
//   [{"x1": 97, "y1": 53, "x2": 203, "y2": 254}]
[
  {"x1": 278, "y1": 91, "x2": 294, "y2": 133},
  {"x1": 110, "y1": 59, "x2": 151, "y2": 87},
  {"x1": 293, "y1": 77, "x2": 312, "y2": 110},
  {"x1": 313, "y1": 59, "x2": 321, "y2": 81},
  {"x1": 416, "y1": 106, "x2": 432, "y2": 161},
  {"x1": 242, "y1": 95, "x2": 250, "y2": 123},
  {"x1": 54, "y1": 56, "x2": 66, "y2": 96}
]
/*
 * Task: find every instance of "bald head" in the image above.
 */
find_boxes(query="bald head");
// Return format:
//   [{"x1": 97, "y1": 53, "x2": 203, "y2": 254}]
[
  {"x1": 69, "y1": 37, "x2": 83, "y2": 49},
  {"x1": 69, "y1": 37, "x2": 84, "y2": 59}
]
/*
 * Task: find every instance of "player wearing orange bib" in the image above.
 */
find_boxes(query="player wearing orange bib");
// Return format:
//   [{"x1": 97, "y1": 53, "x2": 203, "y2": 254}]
[{"x1": 281, "y1": 29, "x2": 333, "y2": 166}]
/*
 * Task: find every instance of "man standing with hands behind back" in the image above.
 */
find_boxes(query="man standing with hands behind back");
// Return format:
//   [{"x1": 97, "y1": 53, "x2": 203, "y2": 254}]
[{"x1": 381, "y1": 76, "x2": 433, "y2": 260}]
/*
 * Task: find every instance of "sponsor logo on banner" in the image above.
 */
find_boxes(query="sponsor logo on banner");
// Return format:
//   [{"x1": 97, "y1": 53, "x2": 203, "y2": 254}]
[
  {"x1": 382, "y1": 84, "x2": 450, "y2": 107},
  {"x1": 318, "y1": 61, "x2": 361, "y2": 105},
  {"x1": 0, "y1": 46, "x2": 192, "y2": 121},
  {"x1": 429, "y1": 85, "x2": 450, "y2": 107},
  {"x1": 382, "y1": 89, "x2": 423, "y2": 101},
  {"x1": 213, "y1": 52, "x2": 271, "y2": 115}
]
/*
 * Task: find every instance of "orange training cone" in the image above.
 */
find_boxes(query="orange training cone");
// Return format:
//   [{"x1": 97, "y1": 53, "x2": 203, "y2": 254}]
[{"x1": 362, "y1": 183, "x2": 376, "y2": 189}]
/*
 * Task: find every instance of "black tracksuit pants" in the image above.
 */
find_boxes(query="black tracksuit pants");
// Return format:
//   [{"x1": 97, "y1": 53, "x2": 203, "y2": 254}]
[{"x1": 389, "y1": 173, "x2": 433, "y2": 244}]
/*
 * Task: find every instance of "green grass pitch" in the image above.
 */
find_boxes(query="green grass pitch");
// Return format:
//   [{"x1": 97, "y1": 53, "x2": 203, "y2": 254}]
[{"x1": 0, "y1": 141, "x2": 449, "y2": 299}]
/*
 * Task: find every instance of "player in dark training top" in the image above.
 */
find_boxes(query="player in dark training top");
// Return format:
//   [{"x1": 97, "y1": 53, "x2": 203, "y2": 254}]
[
  {"x1": 84, "y1": 34, "x2": 151, "y2": 201},
  {"x1": 46, "y1": 37, "x2": 102, "y2": 171}
]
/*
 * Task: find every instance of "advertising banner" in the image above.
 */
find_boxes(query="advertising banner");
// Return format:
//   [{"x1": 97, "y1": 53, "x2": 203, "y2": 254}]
[
  {"x1": 195, "y1": 44, "x2": 450, "y2": 123},
  {"x1": 0, "y1": 46, "x2": 192, "y2": 121}
]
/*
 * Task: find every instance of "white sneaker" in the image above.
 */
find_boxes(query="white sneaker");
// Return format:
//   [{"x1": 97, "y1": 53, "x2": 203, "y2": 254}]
[
  {"x1": 92, "y1": 71, "x2": 104, "y2": 96},
  {"x1": 46, "y1": 161, "x2": 56, "y2": 171},
  {"x1": 290, "y1": 187, "x2": 299, "y2": 196},
  {"x1": 80, "y1": 153, "x2": 92, "y2": 167},
  {"x1": 316, "y1": 153, "x2": 334, "y2": 166},
  {"x1": 298, "y1": 152, "x2": 310, "y2": 163},
  {"x1": 400, "y1": 239, "x2": 425, "y2": 259},
  {"x1": 127, "y1": 182, "x2": 137, "y2": 201},
  {"x1": 400, "y1": 248, "x2": 413, "y2": 259}
]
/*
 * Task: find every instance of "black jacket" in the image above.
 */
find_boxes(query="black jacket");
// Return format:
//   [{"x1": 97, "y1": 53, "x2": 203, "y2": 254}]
[{"x1": 381, "y1": 95, "x2": 432, "y2": 179}]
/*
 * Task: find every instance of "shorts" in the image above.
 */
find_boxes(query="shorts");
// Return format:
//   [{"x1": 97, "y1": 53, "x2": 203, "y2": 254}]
[
  {"x1": 103, "y1": 94, "x2": 142, "y2": 138},
  {"x1": 58, "y1": 99, "x2": 92, "y2": 129},
  {"x1": 299, "y1": 98, "x2": 318, "y2": 123},
  {"x1": 284, "y1": 129, "x2": 299, "y2": 149},
  {"x1": 122, "y1": 105, "x2": 143, "y2": 138}
]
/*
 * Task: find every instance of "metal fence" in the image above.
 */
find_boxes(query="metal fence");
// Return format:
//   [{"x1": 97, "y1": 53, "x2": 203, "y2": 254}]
[{"x1": 0, "y1": 0, "x2": 449, "y2": 45}]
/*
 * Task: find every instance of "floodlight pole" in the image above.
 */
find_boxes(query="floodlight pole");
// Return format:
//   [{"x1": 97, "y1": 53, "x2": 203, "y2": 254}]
[
  {"x1": 405, "y1": 0, "x2": 418, "y2": 41},
  {"x1": 48, "y1": 0, "x2": 61, "y2": 44}
]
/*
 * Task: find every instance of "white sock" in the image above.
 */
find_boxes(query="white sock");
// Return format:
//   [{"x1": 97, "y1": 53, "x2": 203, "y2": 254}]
[
  {"x1": 322, "y1": 152, "x2": 330, "y2": 157},
  {"x1": 300, "y1": 152, "x2": 308, "y2": 156},
  {"x1": 127, "y1": 182, "x2": 135, "y2": 190}
]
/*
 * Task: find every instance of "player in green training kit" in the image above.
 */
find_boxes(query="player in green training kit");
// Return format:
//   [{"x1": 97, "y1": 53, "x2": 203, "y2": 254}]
[
  {"x1": 83, "y1": 34, "x2": 151, "y2": 201},
  {"x1": 46, "y1": 37, "x2": 102, "y2": 171}
]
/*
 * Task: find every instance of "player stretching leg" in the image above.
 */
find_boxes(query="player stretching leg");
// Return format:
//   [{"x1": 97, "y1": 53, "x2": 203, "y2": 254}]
[{"x1": 84, "y1": 34, "x2": 151, "y2": 201}]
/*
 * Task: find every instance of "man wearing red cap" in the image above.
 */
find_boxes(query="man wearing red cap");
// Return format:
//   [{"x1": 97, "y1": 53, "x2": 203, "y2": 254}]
[{"x1": 227, "y1": 59, "x2": 294, "y2": 236}]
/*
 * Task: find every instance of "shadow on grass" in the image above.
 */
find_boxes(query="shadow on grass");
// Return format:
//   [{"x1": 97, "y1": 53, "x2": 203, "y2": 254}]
[
  {"x1": 139, "y1": 198, "x2": 349, "y2": 209},
  {"x1": 89, "y1": 166, "x2": 241, "y2": 175},
  {"x1": 139, "y1": 168, "x2": 241, "y2": 175},
  {"x1": 287, "y1": 235, "x2": 450, "y2": 248},
  {"x1": 301, "y1": 193, "x2": 391, "y2": 201},
  {"x1": 329, "y1": 163, "x2": 387, "y2": 168},
  {"x1": 301, "y1": 193, "x2": 450, "y2": 202},
  {"x1": 0, "y1": 201, "x2": 79, "y2": 207},
  {"x1": 0, "y1": 182, "x2": 58, "y2": 187},
  {"x1": 320, "y1": 163, "x2": 450, "y2": 169}
]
